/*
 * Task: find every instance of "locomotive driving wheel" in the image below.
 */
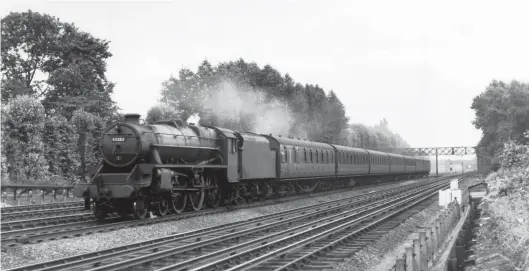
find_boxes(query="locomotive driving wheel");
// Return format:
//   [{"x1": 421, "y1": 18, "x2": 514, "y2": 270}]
[
  {"x1": 93, "y1": 201, "x2": 107, "y2": 220},
  {"x1": 133, "y1": 197, "x2": 148, "y2": 219},
  {"x1": 188, "y1": 176, "x2": 205, "y2": 211},
  {"x1": 171, "y1": 191, "x2": 187, "y2": 214},
  {"x1": 205, "y1": 175, "x2": 221, "y2": 208},
  {"x1": 157, "y1": 196, "x2": 170, "y2": 216}
]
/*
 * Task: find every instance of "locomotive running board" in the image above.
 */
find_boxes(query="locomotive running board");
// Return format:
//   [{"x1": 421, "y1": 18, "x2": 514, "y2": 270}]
[
  {"x1": 153, "y1": 164, "x2": 228, "y2": 169},
  {"x1": 150, "y1": 144, "x2": 221, "y2": 152}
]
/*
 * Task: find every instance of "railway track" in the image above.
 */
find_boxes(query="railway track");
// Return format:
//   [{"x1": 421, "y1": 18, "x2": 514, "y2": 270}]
[
  {"x1": 1, "y1": 206, "x2": 89, "y2": 222},
  {"x1": 0, "y1": 201, "x2": 83, "y2": 214},
  {"x1": 0, "y1": 177, "x2": 438, "y2": 250},
  {"x1": 4, "y1": 174, "x2": 470, "y2": 271}
]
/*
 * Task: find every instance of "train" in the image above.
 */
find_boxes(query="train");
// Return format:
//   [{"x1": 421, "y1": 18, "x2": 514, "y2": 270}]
[{"x1": 73, "y1": 114, "x2": 431, "y2": 219}]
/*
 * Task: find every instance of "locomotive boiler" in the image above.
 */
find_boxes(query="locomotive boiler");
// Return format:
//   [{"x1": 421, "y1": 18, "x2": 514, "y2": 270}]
[{"x1": 74, "y1": 114, "x2": 226, "y2": 219}]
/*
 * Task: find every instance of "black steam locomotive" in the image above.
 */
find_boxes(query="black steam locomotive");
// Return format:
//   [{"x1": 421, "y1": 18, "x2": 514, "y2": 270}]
[{"x1": 73, "y1": 114, "x2": 431, "y2": 219}]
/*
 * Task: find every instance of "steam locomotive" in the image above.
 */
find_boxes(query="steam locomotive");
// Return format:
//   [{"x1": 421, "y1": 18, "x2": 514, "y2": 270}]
[{"x1": 73, "y1": 114, "x2": 431, "y2": 219}]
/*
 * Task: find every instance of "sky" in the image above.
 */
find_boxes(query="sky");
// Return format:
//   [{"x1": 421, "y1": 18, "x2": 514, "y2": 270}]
[{"x1": 2, "y1": 0, "x2": 529, "y2": 149}]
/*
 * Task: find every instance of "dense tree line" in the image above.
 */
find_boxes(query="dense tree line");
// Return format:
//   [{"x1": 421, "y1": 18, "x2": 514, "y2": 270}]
[
  {"x1": 148, "y1": 59, "x2": 410, "y2": 149},
  {"x1": 471, "y1": 80, "x2": 529, "y2": 170},
  {"x1": 1, "y1": 10, "x2": 119, "y2": 185}
]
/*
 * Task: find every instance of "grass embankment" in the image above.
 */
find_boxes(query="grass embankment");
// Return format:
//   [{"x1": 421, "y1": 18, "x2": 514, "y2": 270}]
[{"x1": 470, "y1": 140, "x2": 529, "y2": 270}]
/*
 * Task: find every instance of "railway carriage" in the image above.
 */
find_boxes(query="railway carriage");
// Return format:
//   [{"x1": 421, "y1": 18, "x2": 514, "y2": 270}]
[
  {"x1": 415, "y1": 157, "x2": 424, "y2": 176},
  {"x1": 74, "y1": 114, "x2": 432, "y2": 220},
  {"x1": 334, "y1": 145, "x2": 369, "y2": 176},
  {"x1": 389, "y1": 153, "x2": 405, "y2": 174},
  {"x1": 366, "y1": 150, "x2": 390, "y2": 175},
  {"x1": 404, "y1": 156, "x2": 416, "y2": 174},
  {"x1": 264, "y1": 136, "x2": 335, "y2": 180}
]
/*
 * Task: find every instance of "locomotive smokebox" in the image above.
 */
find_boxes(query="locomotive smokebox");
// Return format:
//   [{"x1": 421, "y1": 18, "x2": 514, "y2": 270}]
[{"x1": 124, "y1": 113, "x2": 141, "y2": 124}]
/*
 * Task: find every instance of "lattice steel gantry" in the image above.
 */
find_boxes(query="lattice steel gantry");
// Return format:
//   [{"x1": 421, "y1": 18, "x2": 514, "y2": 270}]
[{"x1": 377, "y1": 146, "x2": 478, "y2": 176}]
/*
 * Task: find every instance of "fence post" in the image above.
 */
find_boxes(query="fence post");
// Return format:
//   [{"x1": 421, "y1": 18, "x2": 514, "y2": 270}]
[
  {"x1": 440, "y1": 215, "x2": 446, "y2": 244},
  {"x1": 28, "y1": 190, "x2": 33, "y2": 205},
  {"x1": 425, "y1": 227, "x2": 433, "y2": 265},
  {"x1": 419, "y1": 231, "x2": 427, "y2": 270},
  {"x1": 406, "y1": 246, "x2": 415, "y2": 271},
  {"x1": 14, "y1": 188, "x2": 18, "y2": 206},
  {"x1": 413, "y1": 238, "x2": 421, "y2": 270},
  {"x1": 395, "y1": 258, "x2": 406, "y2": 271},
  {"x1": 435, "y1": 219, "x2": 442, "y2": 249}
]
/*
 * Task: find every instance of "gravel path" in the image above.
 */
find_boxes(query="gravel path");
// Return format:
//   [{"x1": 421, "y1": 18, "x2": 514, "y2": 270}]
[
  {"x1": 1, "y1": 179, "x2": 420, "y2": 269},
  {"x1": 331, "y1": 175, "x2": 480, "y2": 271}
]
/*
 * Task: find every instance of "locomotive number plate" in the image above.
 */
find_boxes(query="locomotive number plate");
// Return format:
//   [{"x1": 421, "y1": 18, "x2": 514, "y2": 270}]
[{"x1": 112, "y1": 137, "x2": 126, "y2": 142}]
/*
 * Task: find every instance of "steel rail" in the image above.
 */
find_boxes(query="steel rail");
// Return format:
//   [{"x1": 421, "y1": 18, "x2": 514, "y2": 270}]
[
  {"x1": 166, "y1": 178, "x2": 458, "y2": 271},
  {"x1": 84, "y1": 178, "x2": 455, "y2": 271},
  {"x1": 1, "y1": 176, "x2": 446, "y2": 250},
  {"x1": 1, "y1": 207, "x2": 89, "y2": 222},
  {"x1": 1, "y1": 202, "x2": 83, "y2": 214}
]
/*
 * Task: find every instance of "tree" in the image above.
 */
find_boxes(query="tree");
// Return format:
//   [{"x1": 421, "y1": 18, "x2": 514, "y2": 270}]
[
  {"x1": 145, "y1": 103, "x2": 182, "y2": 124},
  {"x1": 71, "y1": 109, "x2": 104, "y2": 183},
  {"x1": 1, "y1": 95, "x2": 49, "y2": 183},
  {"x1": 471, "y1": 80, "x2": 529, "y2": 163},
  {"x1": 43, "y1": 115, "x2": 78, "y2": 183},
  {"x1": 152, "y1": 58, "x2": 412, "y2": 149},
  {"x1": 1, "y1": 10, "x2": 117, "y2": 119},
  {"x1": 322, "y1": 91, "x2": 349, "y2": 143}
]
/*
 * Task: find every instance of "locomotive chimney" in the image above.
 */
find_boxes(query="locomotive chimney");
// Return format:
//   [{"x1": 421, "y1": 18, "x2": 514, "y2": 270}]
[{"x1": 124, "y1": 113, "x2": 141, "y2": 124}]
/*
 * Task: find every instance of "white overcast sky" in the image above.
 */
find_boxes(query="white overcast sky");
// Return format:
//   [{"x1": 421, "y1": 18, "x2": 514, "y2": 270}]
[{"x1": 2, "y1": 0, "x2": 529, "y2": 149}]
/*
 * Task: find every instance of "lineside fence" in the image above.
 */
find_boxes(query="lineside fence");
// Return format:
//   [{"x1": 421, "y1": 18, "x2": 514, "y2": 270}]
[
  {"x1": 390, "y1": 180, "x2": 487, "y2": 271},
  {"x1": 0, "y1": 185, "x2": 82, "y2": 206}
]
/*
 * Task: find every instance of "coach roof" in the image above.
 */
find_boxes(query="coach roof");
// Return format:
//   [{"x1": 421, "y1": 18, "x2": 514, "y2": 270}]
[{"x1": 262, "y1": 135, "x2": 334, "y2": 150}]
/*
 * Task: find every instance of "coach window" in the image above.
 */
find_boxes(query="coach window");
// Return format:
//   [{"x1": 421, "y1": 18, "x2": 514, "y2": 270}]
[
  {"x1": 321, "y1": 150, "x2": 324, "y2": 163},
  {"x1": 293, "y1": 148, "x2": 297, "y2": 163},
  {"x1": 281, "y1": 150, "x2": 286, "y2": 163},
  {"x1": 304, "y1": 148, "x2": 307, "y2": 163},
  {"x1": 315, "y1": 150, "x2": 319, "y2": 163}
]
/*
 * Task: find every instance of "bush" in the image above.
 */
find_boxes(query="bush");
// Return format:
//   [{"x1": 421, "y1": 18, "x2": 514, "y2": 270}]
[
  {"x1": 1, "y1": 95, "x2": 50, "y2": 184},
  {"x1": 483, "y1": 134, "x2": 529, "y2": 269}
]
